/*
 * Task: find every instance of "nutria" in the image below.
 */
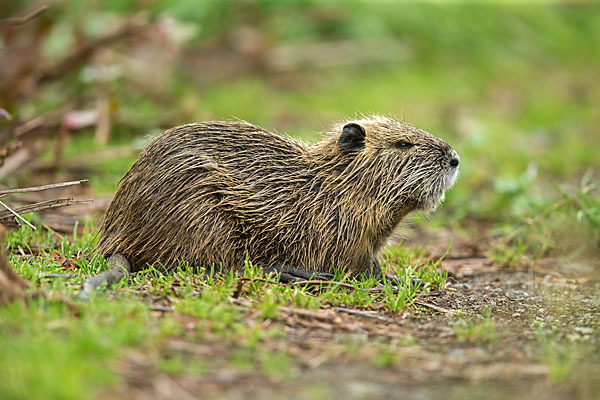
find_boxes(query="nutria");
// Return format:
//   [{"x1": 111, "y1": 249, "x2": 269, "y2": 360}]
[{"x1": 84, "y1": 116, "x2": 459, "y2": 294}]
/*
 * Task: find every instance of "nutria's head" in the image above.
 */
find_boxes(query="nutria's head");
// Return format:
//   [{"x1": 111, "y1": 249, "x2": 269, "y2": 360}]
[{"x1": 317, "y1": 115, "x2": 459, "y2": 215}]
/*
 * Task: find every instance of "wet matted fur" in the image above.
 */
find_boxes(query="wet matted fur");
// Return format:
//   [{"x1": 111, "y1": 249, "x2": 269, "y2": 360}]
[{"x1": 97, "y1": 116, "x2": 459, "y2": 275}]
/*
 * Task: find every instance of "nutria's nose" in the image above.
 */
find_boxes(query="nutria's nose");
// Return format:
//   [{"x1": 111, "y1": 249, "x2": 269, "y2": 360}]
[{"x1": 450, "y1": 157, "x2": 459, "y2": 168}]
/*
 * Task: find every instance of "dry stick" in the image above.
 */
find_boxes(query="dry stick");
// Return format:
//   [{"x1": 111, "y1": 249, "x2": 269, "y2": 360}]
[
  {"x1": 332, "y1": 307, "x2": 394, "y2": 323},
  {"x1": 149, "y1": 305, "x2": 175, "y2": 312},
  {"x1": 41, "y1": 223, "x2": 65, "y2": 241},
  {"x1": 0, "y1": 5, "x2": 49, "y2": 25},
  {"x1": 0, "y1": 200, "x2": 36, "y2": 229},
  {"x1": 232, "y1": 276, "x2": 288, "y2": 298},
  {"x1": 0, "y1": 198, "x2": 93, "y2": 220},
  {"x1": 37, "y1": 21, "x2": 148, "y2": 85},
  {"x1": 279, "y1": 306, "x2": 337, "y2": 322},
  {"x1": 237, "y1": 276, "x2": 287, "y2": 286},
  {"x1": 414, "y1": 300, "x2": 455, "y2": 314},
  {"x1": 13, "y1": 107, "x2": 71, "y2": 138},
  {"x1": 39, "y1": 273, "x2": 76, "y2": 279},
  {"x1": 0, "y1": 179, "x2": 88, "y2": 196},
  {"x1": 0, "y1": 109, "x2": 11, "y2": 121},
  {"x1": 290, "y1": 279, "x2": 356, "y2": 289}
]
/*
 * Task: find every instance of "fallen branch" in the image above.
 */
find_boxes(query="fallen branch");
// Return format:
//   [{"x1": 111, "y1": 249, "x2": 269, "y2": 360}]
[
  {"x1": 332, "y1": 307, "x2": 394, "y2": 323},
  {"x1": 40, "y1": 223, "x2": 65, "y2": 241},
  {"x1": 0, "y1": 200, "x2": 36, "y2": 229},
  {"x1": 279, "y1": 306, "x2": 338, "y2": 322},
  {"x1": 38, "y1": 273, "x2": 76, "y2": 279},
  {"x1": 0, "y1": 179, "x2": 88, "y2": 196},
  {"x1": 236, "y1": 276, "x2": 287, "y2": 286},
  {"x1": 290, "y1": 279, "x2": 356, "y2": 289},
  {"x1": 37, "y1": 18, "x2": 149, "y2": 85},
  {"x1": 0, "y1": 198, "x2": 93, "y2": 220},
  {"x1": 0, "y1": 149, "x2": 31, "y2": 180},
  {"x1": 0, "y1": 109, "x2": 11, "y2": 120},
  {"x1": 149, "y1": 305, "x2": 175, "y2": 312},
  {"x1": 0, "y1": 5, "x2": 49, "y2": 26},
  {"x1": 414, "y1": 300, "x2": 455, "y2": 314}
]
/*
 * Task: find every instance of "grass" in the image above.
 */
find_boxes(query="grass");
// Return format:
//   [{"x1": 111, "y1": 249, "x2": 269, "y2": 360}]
[
  {"x1": 532, "y1": 321, "x2": 600, "y2": 390},
  {"x1": 1, "y1": 223, "x2": 445, "y2": 399},
  {"x1": 535, "y1": 328, "x2": 583, "y2": 384},
  {"x1": 0, "y1": 294, "x2": 168, "y2": 399},
  {"x1": 452, "y1": 307, "x2": 504, "y2": 344}
]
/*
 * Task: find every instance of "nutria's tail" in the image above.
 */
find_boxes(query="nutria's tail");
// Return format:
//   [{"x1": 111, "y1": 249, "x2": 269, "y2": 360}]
[{"x1": 79, "y1": 253, "x2": 130, "y2": 300}]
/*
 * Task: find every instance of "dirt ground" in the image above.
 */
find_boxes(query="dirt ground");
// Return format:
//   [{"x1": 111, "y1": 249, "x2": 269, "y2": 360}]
[{"x1": 99, "y1": 229, "x2": 600, "y2": 400}]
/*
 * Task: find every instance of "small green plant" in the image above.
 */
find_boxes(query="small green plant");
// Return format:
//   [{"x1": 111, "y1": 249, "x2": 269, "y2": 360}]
[
  {"x1": 385, "y1": 242, "x2": 450, "y2": 289},
  {"x1": 381, "y1": 267, "x2": 421, "y2": 312},
  {"x1": 535, "y1": 324, "x2": 584, "y2": 383},
  {"x1": 372, "y1": 344, "x2": 402, "y2": 368},
  {"x1": 383, "y1": 243, "x2": 427, "y2": 267},
  {"x1": 259, "y1": 349, "x2": 292, "y2": 380},
  {"x1": 258, "y1": 288, "x2": 280, "y2": 320},
  {"x1": 417, "y1": 259, "x2": 449, "y2": 288},
  {"x1": 488, "y1": 239, "x2": 528, "y2": 268},
  {"x1": 453, "y1": 307, "x2": 503, "y2": 343}
]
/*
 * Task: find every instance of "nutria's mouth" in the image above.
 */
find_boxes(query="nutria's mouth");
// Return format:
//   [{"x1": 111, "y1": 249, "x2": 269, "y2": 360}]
[{"x1": 417, "y1": 164, "x2": 459, "y2": 211}]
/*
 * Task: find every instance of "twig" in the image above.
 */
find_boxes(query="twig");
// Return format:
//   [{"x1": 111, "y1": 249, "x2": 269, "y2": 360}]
[
  {"x1": 0, "y1": 198, "x2": 93, "y2": 220},
  {"x1": 0, "y1": 180, "x2": 88, "y2": 196},
  {"x1": 414, "y1": 300, "x2": 455, "y2": 314},
  {"x1": 0, "y1": 109, "x2": 11, "y2": 120},
  {"x1": 370, "y1": 285, "x2": 401, "y2": 295},
  {"x1": 0, "y1": 149, "x2": 31, "y2": 180},
  {"x1": 237, "y1": 276, "x2": 287, "y2": 286},
  {"x1": 290, "y1": 279, "x2": 356, "y2": 289},
  {"x1": 332, "y1": 307, "x2": 394, "y2": 323},
  {"x1": 41, "y1": 223, "x2": 65, "y2": 241},
  {"x1": 279, "y1": 306, "x2": 337, "y2": 321},
  {"x1": 38, "y1": 273, "x2": 76, "y2": 279},
  {"x1": 149, "y1": 305, "x2": 174, "y2": 312},
  {"x1": 37, "y1": 19, "x2": 148, "y2": 85},
  {"x1": 0, "y1": 5, "x2": 49, "y2": 25},
  {"x1": 0, "y1": 200, "x2": 36, "y2": 230},
  {"x1": 232, "y1": 276, "x2": 287, "y2": 298}
]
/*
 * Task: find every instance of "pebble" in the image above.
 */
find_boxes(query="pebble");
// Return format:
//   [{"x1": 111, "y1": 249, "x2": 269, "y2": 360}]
[{"x1": 575, "y1": 327, "x2": 593, "y2": 335}]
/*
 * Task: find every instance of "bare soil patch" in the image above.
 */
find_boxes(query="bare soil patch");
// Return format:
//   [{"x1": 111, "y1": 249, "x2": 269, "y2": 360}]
[{"x1": 101, "y1": 232, "x2": 600, "y2": 400}]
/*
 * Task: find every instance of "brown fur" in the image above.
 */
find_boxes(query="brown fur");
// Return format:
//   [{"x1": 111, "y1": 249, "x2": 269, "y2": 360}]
[{"x1": 97, "y1": 116, "x2": 459, "y2": 275}]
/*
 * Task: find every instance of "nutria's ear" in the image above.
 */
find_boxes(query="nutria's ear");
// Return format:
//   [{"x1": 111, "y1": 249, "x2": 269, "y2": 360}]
[{"x1": 339, "y1": 123, "x2": 366, "y2": 153}]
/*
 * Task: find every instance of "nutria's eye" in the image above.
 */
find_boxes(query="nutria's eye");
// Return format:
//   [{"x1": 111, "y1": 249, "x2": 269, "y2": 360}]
[{"x1": 395, "y1": 141, "x2": 414, "y2": 150}]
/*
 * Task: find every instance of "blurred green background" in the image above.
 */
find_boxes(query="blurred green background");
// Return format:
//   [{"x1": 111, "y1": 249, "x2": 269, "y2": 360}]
[{"x1": 1, "y1": 0, "x2": 599, "y2": 266}]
